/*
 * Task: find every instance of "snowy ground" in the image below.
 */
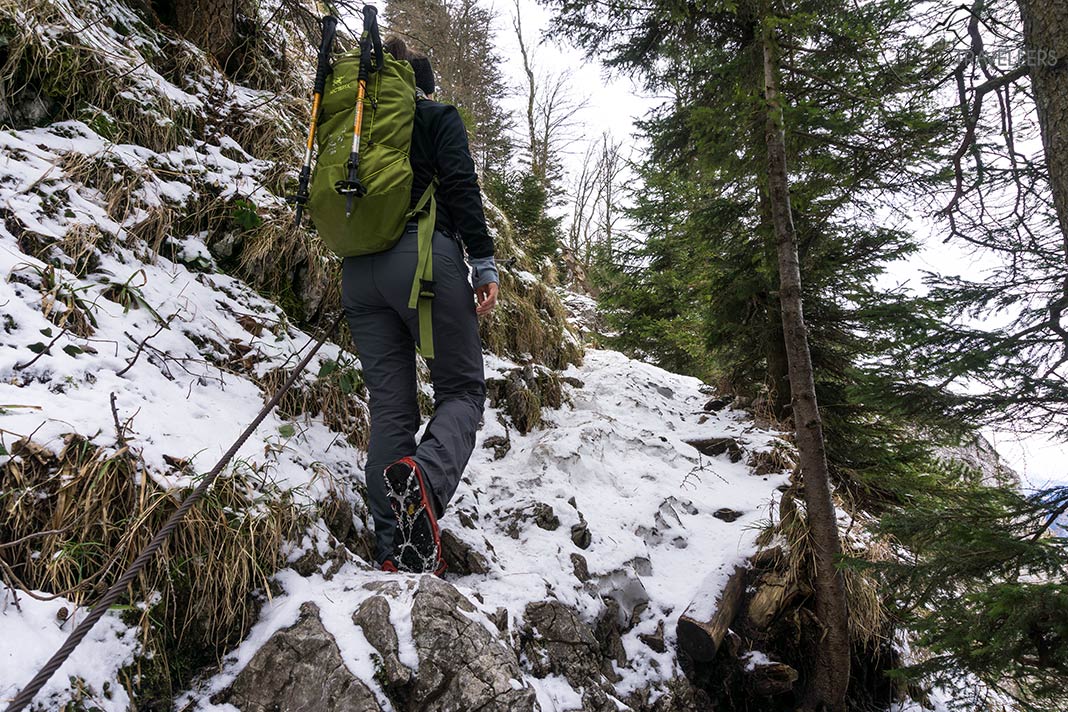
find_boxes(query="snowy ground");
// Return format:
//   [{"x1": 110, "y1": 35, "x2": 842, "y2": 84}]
[
  {"x1": 171, "y1": 347, "x2": 791, "y2": 711},
  {"x1": 0, "y1": 27, "x2": 969, "y2": 712}
]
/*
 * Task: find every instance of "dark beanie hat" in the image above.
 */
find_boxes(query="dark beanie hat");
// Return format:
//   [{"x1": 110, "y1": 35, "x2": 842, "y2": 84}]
[{"x1": 410, "y1": 56, "x2": 435, "y2": 96}]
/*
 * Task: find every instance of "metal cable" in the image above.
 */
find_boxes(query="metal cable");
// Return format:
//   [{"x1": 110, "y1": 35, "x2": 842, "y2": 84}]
[{"x1": 4, "y1": 312, "x2": 343, "y2": 712}]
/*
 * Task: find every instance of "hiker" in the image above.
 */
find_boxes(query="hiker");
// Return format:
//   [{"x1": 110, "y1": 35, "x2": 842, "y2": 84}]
[{"x1": 341, "y1": 38, "x2": 499, "y2": 575}]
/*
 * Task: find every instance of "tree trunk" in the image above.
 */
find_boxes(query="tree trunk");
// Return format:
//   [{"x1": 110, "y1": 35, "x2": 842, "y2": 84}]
[
  {"x1": 1016, "y1": 0, "x2": 1068, "y2": 339},
  {"x1": 761, "y1": 26, "x2": 851, "y2": 712},
  {"x1": 1016, "y1": 0, "x2": 1068, "y2": 248},
  {"x1": 760, "y1": 185, "x2": 791, "y2": 418},
  {"x1": 174, "y1": 0, "x2": 238, "y2": 62}
]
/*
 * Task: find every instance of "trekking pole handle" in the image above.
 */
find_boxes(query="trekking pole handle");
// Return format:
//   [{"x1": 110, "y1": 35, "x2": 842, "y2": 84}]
[
  {"x1": 314, "y1": 15, "x2": 339, "y2": 96},
  {"x1": 363, "y1": 5, "x2": 384, "y2": 71}
]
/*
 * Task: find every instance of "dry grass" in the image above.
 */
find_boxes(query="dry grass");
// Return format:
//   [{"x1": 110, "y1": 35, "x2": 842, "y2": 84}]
[
  {"x1": 6, "y1": 261, "x2": 99, "y2": 338},
  {"x1": 234, "y1": 212, "x2": 342, "y2": 321},
  {"x1": 755, "y1": 483, "x2": 889, "y2": 646},
  {"x1": 0, "y1": 432, "x2": 311, "y2": 697},
  {"x1": 61, "y1": 151, "x2": 146, "y2": 226},
  {"x1": 480, "y1": 270, "x2": 584, "y2": 370},
  {"x1": 0, "y1": 0, "x2": 203, "y2": 151},
  {"x1": 258, "y1": 357, "x2": 371, "y2": 450}
]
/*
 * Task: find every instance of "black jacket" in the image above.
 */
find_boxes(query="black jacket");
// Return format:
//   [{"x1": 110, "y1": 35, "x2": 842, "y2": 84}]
[{"x1": 409, "y1": 99, "x2": 494, "y2": 259}]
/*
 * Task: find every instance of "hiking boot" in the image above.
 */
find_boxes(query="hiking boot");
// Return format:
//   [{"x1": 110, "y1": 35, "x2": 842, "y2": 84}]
[
  {"x1": 384, "y1": 457, "x2": 445, "y2": 575},
  {"x1": 381, "y1": 558, "x2": 399, "y2": 573}
]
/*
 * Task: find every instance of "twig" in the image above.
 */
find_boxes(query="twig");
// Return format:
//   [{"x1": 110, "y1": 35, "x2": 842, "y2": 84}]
[
  {"x1": 13, "y1": 327, "x2": 69, "y2": 371},
  {"x1": 0, "y1": 527, "x2": 76, "y2": 551},
  {"x1": 116, "y1": 324, "x2": 166, "y2": 377},
  {"x1": 109, "y1": 393, "x2": 127, "y2": 448}
]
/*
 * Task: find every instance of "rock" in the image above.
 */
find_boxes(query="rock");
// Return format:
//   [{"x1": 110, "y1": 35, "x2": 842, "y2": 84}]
[
  {"x1": 594, "y1": 569, "x2": 651, "y2": 626},
  {"x1": 522, "y1": 600, "x2": 609, "y2": 687},
  {"x1": 532, "y1": 502, "x2": 560, "y2": 530},
  {"x1": 489, "y1": 606, "x2": 509, "y2": 633},
  {"x1": 570, "y1": 553, "x2": 590, "y2": 582},
  {"x1": 703, "y1": 396, "x2": 731, "y2": 412},
  {"x1": 625, "y1": 676, "x2": 706, "y2": 712},
  {"x1": 352, "y1": 596, "x2": 413, "y2": 693},
  {"x1": 571, "y1": 521, "x2": 592, "y2": 549},
  {"x1": 684, "y1": 436, "x2": 744, "y2": 463},
  {"x1": 224, "y1": 602, "x2": 382, "y2": 712},
  {"x1": 456, "y1": 507, "x2": 478, "y2": 529},
  {"x1": 410, "y1": 575, "x2": 536, "y2": 711},
  {"x1": 290, "y1": 543, "x2": 350, "y2": 579},
  {"x1": 561, "y1": 376, "x2": 584, "y2": 388},
  {"x1": 624, "y1": 556, "x2": 653, "y2": 576},
  {"x1": 594, "y1": 598, "x2": 628, "y2": 671},
  {"x1": 581, "y1": 684, "x2": 620, "y2": 712},
  {"x1": 208, "y1": 230, "x2": 244, "y2": 262},
  {"x1": 713, "y1": 508, "x2": 744, "y2": 523},
  {"x1": 440, "y1": 528, "x2": 491, "y2": 575},
  {"x1": 482, "y1": 433, "x2": 511, "y2": 459},
  {"x1": 638, "y1": 620, "x2": 666, "y2": 653},
  {"x1": 502, "y1": 502, "x2": 561, "y2": 538}
]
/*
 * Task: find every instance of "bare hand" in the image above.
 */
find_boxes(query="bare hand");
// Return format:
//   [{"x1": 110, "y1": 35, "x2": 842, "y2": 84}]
[{"x1": 475, "y1": 282, "x2": 498, "y2": 316}]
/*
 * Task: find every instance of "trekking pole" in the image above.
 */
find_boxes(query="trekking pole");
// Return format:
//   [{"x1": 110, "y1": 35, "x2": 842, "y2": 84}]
[
  {"x1": 288, "y1": 13, "x2": 339, "y2": 227},
  {"x1": 334, "y1": 4, "x2": 384, "y2": 217}
]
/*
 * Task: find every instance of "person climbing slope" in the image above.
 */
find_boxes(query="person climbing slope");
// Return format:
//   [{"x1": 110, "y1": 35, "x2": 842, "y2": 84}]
[{"x1": 341, "y1": 38, "x2": 499, "y2": 575}]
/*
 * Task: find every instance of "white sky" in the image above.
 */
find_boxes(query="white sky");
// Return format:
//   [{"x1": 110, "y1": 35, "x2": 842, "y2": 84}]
[{"x1": 487, "y1": 0, "x2": 658, "y2": 168}]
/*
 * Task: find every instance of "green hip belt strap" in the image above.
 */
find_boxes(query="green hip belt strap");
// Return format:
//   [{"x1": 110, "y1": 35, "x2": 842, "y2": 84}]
[{"x1": 407, "y1": 181, "x2": 437, "y2": 359}]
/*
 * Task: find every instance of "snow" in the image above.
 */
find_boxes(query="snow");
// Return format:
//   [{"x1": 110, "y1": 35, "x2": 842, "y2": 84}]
[
  {"x1": 168, "y1": 345, "x2": 792, "y2": 708},
  {"x1": 2, "y1": 108, "x2": 791, "y2": 705},
  {"x1": 0, "y1": 592, "x2": 139, "y2": 712}
]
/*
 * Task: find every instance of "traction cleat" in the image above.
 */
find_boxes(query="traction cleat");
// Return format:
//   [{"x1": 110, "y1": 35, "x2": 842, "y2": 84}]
[{"x1": 384, "y1": 457, "x2": 446, "y2": 575}]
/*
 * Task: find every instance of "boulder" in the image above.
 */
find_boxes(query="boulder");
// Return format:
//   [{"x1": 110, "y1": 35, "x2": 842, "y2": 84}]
[
  {"x1": 352, "y1": 596, "x2": 413, "y2": 694},
  {"x1": 522, "y1": 600, "x2": 610, "y2": 687},
  {"x1": 409, "y1": 575, "x2": 537, "y2": 711},
  {"x1": 224, "y1": 602, "x2": 382, "y2": 712},
  {"x1": 440, "y1": 528, "x2": 492, "y2": 575}
]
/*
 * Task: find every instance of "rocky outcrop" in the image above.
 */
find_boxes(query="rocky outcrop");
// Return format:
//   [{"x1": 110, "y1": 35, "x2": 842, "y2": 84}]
[
  {"x1": 226, "y1": 578, "x2": 539, "y2": 712},
  {"x1": 224, "y1": 602, "x2": 382, "y2": 712},
  {"x1": 408, "y1": 575, "x2": 537, "y2": 712},
  {"x1": 522, "y1": 600, "x2": 613, "y2": 686},
  {"x1": 348, "y1": 576, "x2": 538, "y2": 712}
]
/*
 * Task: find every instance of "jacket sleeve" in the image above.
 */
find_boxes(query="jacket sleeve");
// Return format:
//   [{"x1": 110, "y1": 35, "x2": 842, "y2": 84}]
[{"x1": 431, "y1": 106, "x2": 494, "y2": 259}]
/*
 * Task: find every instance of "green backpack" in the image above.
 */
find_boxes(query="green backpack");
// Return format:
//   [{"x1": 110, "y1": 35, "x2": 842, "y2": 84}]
[{"x1": 309, "y1": 48, "x2": 439, "y2": 358}]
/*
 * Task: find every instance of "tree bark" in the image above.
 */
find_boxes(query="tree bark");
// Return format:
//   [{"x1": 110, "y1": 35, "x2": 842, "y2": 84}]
[
  {"x1": 761, "y1": 25, "x2": 851, "y2": 712},
  {"x1": 173, "y1": 0, "x2": 238, "y2": 61},
  {"x1": 1016, "y1": 0, "x2": 1068, "y2": 249}
]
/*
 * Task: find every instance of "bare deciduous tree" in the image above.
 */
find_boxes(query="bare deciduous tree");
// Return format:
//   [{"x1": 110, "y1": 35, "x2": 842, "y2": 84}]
[
  {"x1": 512, "y1": 0, "x2": 587, "y2": 190},
  {"x1": 567, "y1": 132, "x2": 625, "y2": 270}
]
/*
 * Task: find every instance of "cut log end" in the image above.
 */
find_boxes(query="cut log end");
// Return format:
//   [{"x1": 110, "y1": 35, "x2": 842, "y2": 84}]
[{"x1": 676, "y1": 565, "x2": 747, "y2": 662}]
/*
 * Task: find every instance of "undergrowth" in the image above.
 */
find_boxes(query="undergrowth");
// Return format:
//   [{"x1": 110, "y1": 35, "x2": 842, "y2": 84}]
[{"x1": 0, "y1": 433, "x2": 313, "y2": 703}]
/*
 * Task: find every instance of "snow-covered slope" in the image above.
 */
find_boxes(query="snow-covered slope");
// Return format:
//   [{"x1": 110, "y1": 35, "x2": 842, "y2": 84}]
[{"x1": 166, "y1": 348, "x2": 790, "y2": 710}]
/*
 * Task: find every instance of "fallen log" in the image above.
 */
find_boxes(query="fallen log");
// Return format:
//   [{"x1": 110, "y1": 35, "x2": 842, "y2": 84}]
[{"x1": 676, "y1": 565, "x2": 747, "y2": 661}]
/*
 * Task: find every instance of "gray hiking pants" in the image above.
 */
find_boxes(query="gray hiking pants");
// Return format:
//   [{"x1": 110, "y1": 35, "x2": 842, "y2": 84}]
[{"x1": 341, "y1": 225, "x2": 486, "y2": 565}]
